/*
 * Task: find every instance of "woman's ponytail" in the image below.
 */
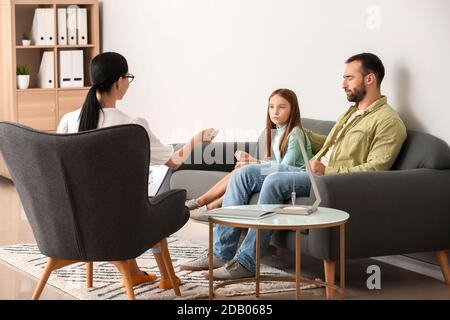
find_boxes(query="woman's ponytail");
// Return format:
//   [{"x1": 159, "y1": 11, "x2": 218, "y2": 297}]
[
  {"x1": 77, "y1": 52, "x2": 129, "y2": 132},
  {"x1": 78, "y1": 84, "x2": 101, "y2": 132}
]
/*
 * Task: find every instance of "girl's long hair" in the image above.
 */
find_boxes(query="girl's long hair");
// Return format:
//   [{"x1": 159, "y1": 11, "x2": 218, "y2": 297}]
[
  {"x1": 78, "y1": 52, "x2": 128, "y2": 132},
  {"x1": 265, "y1": 88, "x2": 303, "y2": 159}
]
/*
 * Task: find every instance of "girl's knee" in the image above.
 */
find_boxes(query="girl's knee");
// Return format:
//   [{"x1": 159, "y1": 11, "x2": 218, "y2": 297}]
[
  {"x1": 263, "y1": 172, "x2": 284, "y2": 188},
  {"x1": 234, "y1": 163, "x2": 260, "y2": 179}
]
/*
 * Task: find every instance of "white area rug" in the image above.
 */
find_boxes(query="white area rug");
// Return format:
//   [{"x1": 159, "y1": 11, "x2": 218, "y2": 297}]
[{"x1": 0, "y1": 238, "x2": 318, "y2": 300}]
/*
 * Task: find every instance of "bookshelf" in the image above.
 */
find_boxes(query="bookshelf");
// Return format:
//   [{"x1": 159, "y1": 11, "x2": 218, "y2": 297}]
[{"x1": 0, "y1": 0, "x2": 100, "y2": 179}]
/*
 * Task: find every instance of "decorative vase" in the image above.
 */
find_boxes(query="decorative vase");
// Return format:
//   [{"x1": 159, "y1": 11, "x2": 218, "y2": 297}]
[{"x1": 17, "y1": 75, "x2": 30, "y2": 90}]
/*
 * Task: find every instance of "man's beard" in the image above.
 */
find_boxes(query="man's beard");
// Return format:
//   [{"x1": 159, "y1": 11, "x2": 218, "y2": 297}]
[{"x1": 346, "y1": 84, "x2": 366, "y2": 103}]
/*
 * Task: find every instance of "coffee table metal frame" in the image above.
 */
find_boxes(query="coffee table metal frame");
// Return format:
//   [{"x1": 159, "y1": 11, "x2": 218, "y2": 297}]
[{"x1": 208, "y1": 209, "x2": 349, "y2": 300}]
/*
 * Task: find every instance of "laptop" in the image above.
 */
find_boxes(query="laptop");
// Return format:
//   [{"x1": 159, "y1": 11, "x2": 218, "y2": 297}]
[{"x1": 148, "y1": 165, "x2": 170, "y2": 197}]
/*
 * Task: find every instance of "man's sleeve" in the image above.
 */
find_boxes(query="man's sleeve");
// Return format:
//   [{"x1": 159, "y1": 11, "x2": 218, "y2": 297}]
[
  {"x1": 325, "y1": 119, "x2": 407, "y2": 174},
  {"x1": 303, "y1": 128, "x2": 328, "y2": 155}
]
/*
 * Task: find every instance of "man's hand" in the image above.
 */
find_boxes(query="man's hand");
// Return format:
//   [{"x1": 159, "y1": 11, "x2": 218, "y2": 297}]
[{"x1": 310, "y1": 159, "x2": 326, "y2": 175}]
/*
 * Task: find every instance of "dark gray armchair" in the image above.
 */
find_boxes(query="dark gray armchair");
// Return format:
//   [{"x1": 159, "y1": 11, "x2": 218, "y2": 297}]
[{"x1": 0, "y1": 123, "x2": 189, "y2": 300}]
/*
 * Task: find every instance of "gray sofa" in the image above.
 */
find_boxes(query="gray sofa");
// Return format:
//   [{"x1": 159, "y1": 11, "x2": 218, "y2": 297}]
[{"x1": 162, "y1": 118, "x2": 450, "y2": 282}]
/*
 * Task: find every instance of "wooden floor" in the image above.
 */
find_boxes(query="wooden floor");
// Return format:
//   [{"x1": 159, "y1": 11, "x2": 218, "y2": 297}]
[{"x1": 0, "y1": 177, "x2": 449, "y2": 300}]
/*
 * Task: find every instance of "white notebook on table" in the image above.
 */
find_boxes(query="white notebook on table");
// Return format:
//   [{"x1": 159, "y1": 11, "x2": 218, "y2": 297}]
[
  {"x1": 148, "y1": 165, "x2": 169, "y2": 197},
  {"x1": 205, "y1": 205, "x2": 282, "y2": 220}
]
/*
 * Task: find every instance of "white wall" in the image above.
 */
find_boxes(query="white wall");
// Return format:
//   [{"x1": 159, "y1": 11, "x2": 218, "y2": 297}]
[{"x1": 101, "y1": 0, "x2": 450, "y2": 145}]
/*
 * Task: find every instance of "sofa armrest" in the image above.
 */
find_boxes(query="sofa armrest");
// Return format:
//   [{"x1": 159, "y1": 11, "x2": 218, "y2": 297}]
[
  {"x1": 309, "y1": 169, "x2": 450, "y2": 260},
  {"x1": 146, "y1": 189, "x2": 189, "y2": 237},
  {"x1": 149, "y1": 189, "x2": 186, "y2": 206}
]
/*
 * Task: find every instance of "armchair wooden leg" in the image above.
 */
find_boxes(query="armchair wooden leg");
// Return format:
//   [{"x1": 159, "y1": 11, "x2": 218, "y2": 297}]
[
  {"x1": 111, "y1": 261, "x2": 136, "y2": 300},
  {"x1": 151, "y1": 242, "x2": 168, "y2": 279},
  {"x1": 32, "y1": 258, "x2": 78, "y2": 300},
  {"x1": 86, "y1": 262, "x2": 93, "y2": 288},
  {"x1": 324, "y1": 259, "x2": 336, "y2": 299},
  {"x1": 436, "y1": 250, "x2": 450, "y2": 285},
  {"x1": 160, "y1": 238, "x2": 181, "y2": 296}
]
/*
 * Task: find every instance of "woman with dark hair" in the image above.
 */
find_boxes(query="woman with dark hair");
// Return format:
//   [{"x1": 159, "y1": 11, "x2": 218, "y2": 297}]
[{"x1": 58, "y1": 52, "x2": 217, "y2": 289}]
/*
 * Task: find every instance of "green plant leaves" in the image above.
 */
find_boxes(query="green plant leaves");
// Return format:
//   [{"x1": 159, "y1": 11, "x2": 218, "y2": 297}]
[{"x1": 17, "y1": 65, "x2": 30, "y2": 75}]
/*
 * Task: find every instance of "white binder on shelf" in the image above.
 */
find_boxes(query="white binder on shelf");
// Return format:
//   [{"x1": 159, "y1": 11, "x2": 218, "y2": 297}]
[
  {"x1": 45, "y1": 8, "x2": 56, "y2": 45},
  {"x1": 59, "y1": 50, "x2": 84, "y2": 88},
  {"x1": 57, "y1": 8, "x2": 67, "y2": 45},
  {"x1": 72, "y1": 50, "x2": 84, "y2": 87},
  {"x1": 31, "y1": 9, "x2": 55, "y2": 45},
  {"x1": 37, "y1": 51, "x2": 54, "y2": 88},
  {"x1": 59, "y1": 50, "x2": 72, "y2": 88},
  {"x1": 31, "y1": 9, "x2": 46, "y2": 45},
  {"x1": 67, "y1": 7, "x2": 77, "y2": 45},
  {"x1": 77, "y1": 8, "x2": 88, "y2": 45}
]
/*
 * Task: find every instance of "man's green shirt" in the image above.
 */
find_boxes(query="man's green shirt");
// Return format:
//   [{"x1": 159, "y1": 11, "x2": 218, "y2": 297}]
[{"x1": 305, "y1": 96, "x2": 407, "y2": 174}]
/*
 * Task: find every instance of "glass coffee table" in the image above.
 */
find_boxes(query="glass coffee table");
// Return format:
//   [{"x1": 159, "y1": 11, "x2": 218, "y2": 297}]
[{"x1": 207, "y1": 205, "x2": 350, "y2": 300}]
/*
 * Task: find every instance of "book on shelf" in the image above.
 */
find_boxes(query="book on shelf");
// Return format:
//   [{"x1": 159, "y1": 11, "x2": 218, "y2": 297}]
[
  {"x1": 37, "y1": 51, "x2": 54, "y2": 88},
  {"x1": 31, "y1": 8, "x2": 55, "y2": 46},
  {"x1": 58, "y1": 8, "x2": 68, "y2": 45},
  {"x1": 59, "y1": 50, "x2": 84, "y2": 88}
]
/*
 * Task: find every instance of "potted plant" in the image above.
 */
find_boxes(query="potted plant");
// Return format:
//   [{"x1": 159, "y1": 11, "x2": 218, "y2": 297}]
[
  {"x1": 17, "y1": 65, "x2": 30, "y2": 90},
  {"x1": 22, "y1": 33, "x2": 31, "y2": 46}
]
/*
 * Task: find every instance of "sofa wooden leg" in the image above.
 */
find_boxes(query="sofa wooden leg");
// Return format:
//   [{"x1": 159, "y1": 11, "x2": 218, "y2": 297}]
[
  {"x1": 436, "y1": 250, "x2": 450, "y2": 285},
  {"x1": 324, "y1": 259, "x2": 335, "y2": 299}
]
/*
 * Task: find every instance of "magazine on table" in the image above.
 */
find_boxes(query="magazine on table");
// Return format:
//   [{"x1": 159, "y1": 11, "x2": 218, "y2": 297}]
[{"x1": 205, "y1": 205, "x2": 283, "y2": 220}]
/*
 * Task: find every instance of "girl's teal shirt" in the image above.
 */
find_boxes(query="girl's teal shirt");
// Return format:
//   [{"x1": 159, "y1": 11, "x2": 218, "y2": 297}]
[{"x1": 271, "y1": 126, "x2": 313, "y2": 168}]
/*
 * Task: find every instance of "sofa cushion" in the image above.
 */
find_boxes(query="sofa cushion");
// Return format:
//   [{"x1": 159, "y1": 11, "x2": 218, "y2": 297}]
[
  {"x1": 171, "y1": 170, "x2": 229, "y2": 200},
  {"x1": 302, "y1": 118, "x2": 335, "y2": 135},
  {"x1": 392, "y1": 130, "x2": 450, "y2": 170}
]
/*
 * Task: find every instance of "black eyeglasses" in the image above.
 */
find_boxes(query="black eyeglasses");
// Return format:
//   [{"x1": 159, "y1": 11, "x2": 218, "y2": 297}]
[{"x1": 122, "y1": 74, "x2": 135, "y2": 84}]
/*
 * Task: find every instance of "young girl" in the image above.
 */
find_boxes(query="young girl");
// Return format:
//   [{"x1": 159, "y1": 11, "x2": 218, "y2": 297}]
[
  {"x1": 186, "y1": 88, "x2": 313, "y2": 221},
  {"x1": 57, "y1": 52, "x2": 217, "y2": 289}
]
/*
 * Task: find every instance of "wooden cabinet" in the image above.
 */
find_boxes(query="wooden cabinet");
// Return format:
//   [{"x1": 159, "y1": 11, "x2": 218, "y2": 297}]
[
  {"x1": 0, "y1": 0, "x2": 99, "y2": 179},
  {"x1": 57, "y1": 89, "x2": 88, "y2": 123},
  {"x1": 17, "y1": 90, "x2": 56, "y2": 130}
]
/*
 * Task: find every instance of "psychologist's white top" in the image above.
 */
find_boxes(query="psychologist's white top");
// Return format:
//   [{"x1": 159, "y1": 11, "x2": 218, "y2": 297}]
[{"x1": 57, "y1": 107, "x2": 174, "y2": 165}]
